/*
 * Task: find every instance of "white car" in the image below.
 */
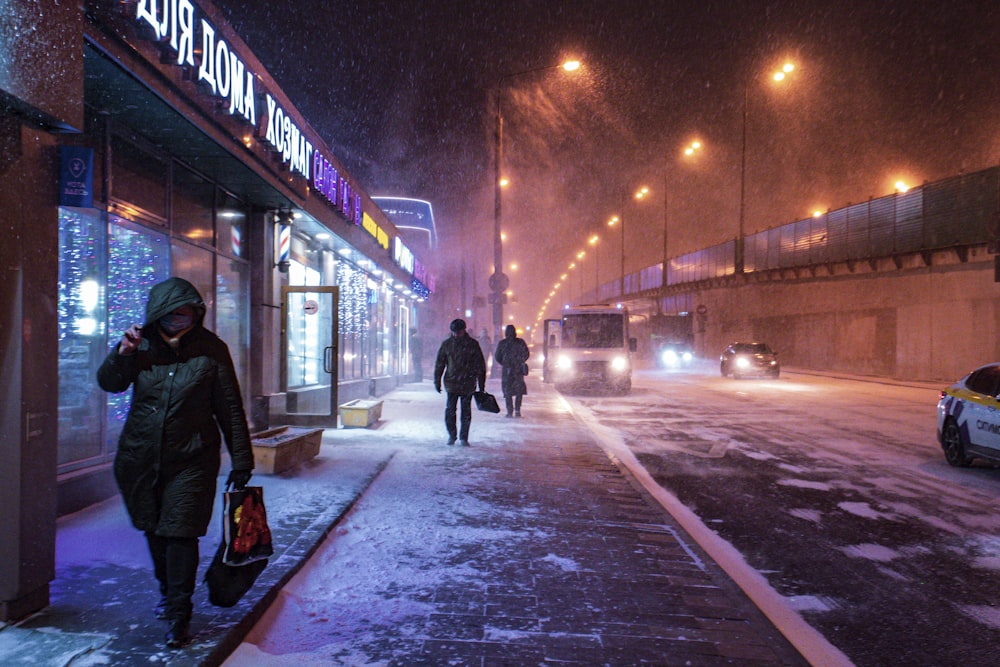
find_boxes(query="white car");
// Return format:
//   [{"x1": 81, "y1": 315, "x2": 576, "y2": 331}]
[{"x1": 937, "y1": 363, "x2": 1000, "y2": 467}]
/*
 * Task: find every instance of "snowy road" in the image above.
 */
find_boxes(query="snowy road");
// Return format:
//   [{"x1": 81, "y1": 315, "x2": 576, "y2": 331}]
[{"x1": 564, "y1": 364, "x2": 1000, "y2": 666}]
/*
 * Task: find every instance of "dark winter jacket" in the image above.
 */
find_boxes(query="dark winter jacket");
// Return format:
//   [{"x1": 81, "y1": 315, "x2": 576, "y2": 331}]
[
  {"x1": 97, "y1": 277, "x2": 253, "y2": 538},
  {"x1": 495, "y1": 334, "x2": 530, "y2": 397},
  {"x1": 433, "y1": 331, "x2": 487, "y2": 395}
]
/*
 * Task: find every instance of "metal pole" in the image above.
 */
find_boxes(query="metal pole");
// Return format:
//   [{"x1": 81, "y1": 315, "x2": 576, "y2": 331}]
[
  {"x1": 662, "y1": 169, "x2": 668, "y2": 290},
  {"x1": 492, "y1": 88, "x2": 504, "y2": 339},
  {"x1": 619, "y1": 191, "x2": 626, "y2": 300},
  {"x1": 737, "y1": 82, "x2": 748, "y2": 274}
]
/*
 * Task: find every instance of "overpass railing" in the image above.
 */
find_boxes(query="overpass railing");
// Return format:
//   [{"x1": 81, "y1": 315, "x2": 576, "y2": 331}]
[{"x1": 605, "y1": 165, "x2": 999, "y2": 299}]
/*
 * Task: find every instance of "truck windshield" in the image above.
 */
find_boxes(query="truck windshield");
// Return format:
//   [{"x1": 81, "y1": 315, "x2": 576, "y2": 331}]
[{"x1": 561, "y1": 314, "x2": 623, "y2": 349}]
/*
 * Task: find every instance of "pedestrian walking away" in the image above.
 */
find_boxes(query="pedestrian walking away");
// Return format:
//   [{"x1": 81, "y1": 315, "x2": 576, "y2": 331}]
[
  {"x1": 494, "y1": 323, "x2": 530, "y2": 417},
  {"x1": 409, "y1": 327, "x2": 423, "y2": 382},
  {"x1": 96, "y1": 277, "x2": 254, "y2": 650},
  {"x1": 433, "y1": 318, "x2": 487, "y2": 446}
]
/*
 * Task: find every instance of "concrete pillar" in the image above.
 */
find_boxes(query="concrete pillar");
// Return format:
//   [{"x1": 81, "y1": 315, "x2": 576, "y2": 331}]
[{"x1": 0, "y1": 118, "x2": 60, "y2": 620}]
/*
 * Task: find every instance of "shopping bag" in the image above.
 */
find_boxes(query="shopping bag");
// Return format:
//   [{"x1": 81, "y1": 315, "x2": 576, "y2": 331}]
[
  {"x1": 222, "y1": 486, "x2": 273, "y2": 565},
  {"x1": 473, "y1": 390, "x2": 501, "y2": 413},
  {"x1": 204, "y1": 541, "x2": 268, "y2": 607},
  {"x1": 204, "y1": 484, "x2": 274, "y2": 607}
]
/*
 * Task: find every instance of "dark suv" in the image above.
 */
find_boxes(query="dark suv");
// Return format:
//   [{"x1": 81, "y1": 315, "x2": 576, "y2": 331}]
[{"x1": 720, "y1": 342, "x2": 780, "y2": 379}]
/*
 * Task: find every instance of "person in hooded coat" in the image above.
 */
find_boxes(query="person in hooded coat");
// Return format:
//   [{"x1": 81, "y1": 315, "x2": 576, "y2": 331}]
[
  {"x1": 97, "y1": 277, "x2": 254, "y2": 649},
  {"x1": 494, "y1": 324, "x2": 530, "y2": 417}
]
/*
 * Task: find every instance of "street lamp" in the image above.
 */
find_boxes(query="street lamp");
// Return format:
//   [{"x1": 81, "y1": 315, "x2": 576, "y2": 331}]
[
  {"x1": 492, "y1": 59, "x2": 581, "y2": 339},
  {"x1": 662, "y1": 141, "x2": 702, "y2": 290},
  {"x1": 588, "y1": 234, "x2": 599, "y2": 296},
  {"x1": 609, "y1": 187, "x2": 649, "y2": 300},
  {"x1": 737, "y1": 62, "x2": 796, "y2": 274}
]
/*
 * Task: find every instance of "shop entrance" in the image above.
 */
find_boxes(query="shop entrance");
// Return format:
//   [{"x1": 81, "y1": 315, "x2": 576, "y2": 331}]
[{"x1": 281, "y1": 286, "x2": 340, "y2": 425}]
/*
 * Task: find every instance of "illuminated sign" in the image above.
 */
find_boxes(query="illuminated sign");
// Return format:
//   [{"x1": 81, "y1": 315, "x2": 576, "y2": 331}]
[
  {"x1": 312, "y1": 151, "x2": 362, "y2": 224},
  {"x1": 263, "y1": 93, "x2": 312, "y2": 179},
  {"x1": 362, "y1": 213, "x2": 390, "y2": 250},
  {"x1": 136, "y1": 0, "x2": 256, "y2": 126},
  {"x1": 133, "y1": 1, "x2": 365, "y2": 223},
  {"x1": 394, "y1": 237, "x2": 415, "y2": 273}
]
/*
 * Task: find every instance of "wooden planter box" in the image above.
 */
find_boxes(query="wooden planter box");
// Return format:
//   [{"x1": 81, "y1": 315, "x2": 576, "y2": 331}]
[
  {"x1": 339, "y1": 399, "x2": 383, "y2": 428},
  {"x1": 250, "y1": 425, "x2": 324, "y2": 474}
]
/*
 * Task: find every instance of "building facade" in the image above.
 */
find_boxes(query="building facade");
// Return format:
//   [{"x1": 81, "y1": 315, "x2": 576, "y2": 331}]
[{"x1": 1, "y1": 0, "x2": 434, "y2": 620}]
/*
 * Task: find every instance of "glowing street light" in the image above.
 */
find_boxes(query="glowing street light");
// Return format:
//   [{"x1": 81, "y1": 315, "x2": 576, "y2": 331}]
[
  {"x1": 663, "y1": 139, "x2": 704, "y2": 290},
  {"x1": 492, "y1": 58, "x2": 583, "y2": 339},
  {"x1": 613, "y1": 186, "x2": 650, "y2": 299},
  {"x1": 738, "y1": 61, "x2": 798, "y2": 273}
]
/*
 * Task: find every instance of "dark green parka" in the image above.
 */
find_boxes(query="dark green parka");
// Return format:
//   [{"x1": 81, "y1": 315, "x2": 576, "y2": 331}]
[{"x1": 97, "y1": 277, "x2": 253, "y2": 538}]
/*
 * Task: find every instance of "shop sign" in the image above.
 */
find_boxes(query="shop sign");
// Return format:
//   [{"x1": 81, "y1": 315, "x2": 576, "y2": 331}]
[
  {"x1": 313, "y1": 151, "x2": 362, "y2": 225},
  {"x1": 393, "y1": 237, "x2": 415, "y2": 274},
  {"x1": 59, "y1": 146, "x2": 94, "y2": 208},
  {"x1": 133, "y1": 1, "x2": 363, "y2": 221},
  {"x1": 362, "y1": 213, "x2": 389, "y2": 250},
  {"x1": 135, "y1": 0, "x2": 256, "y2": 127}
]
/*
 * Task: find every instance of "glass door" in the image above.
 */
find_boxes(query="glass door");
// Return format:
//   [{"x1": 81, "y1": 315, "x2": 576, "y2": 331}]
[{"x1": 281, "y1": 286, "x2": 339, "y2": 425}]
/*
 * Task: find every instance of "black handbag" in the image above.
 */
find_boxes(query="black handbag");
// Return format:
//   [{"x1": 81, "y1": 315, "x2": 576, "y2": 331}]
[
  {"x1": 473, "y1": 390, "x2": 501, "y2": 413},
  {"x1": 204, "y1": 484, "x2": 273, "y2": 607},
  {"x1": 204, "y1": 541, "x2": 267, "y2": 607},
  {"x1": 521, "y1": 362, "x2": 529, "y2": 376}
]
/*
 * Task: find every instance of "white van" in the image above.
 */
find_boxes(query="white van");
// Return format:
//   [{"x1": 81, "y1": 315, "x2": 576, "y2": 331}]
[{"x1": 550, "y1": 304, "x2": 637, "y2": 394}]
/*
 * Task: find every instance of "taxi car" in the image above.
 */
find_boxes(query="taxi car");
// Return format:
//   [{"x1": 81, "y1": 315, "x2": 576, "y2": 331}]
[
  {"x1": 720, "y1": 342, "x2": 780, "y2": 379},
  {"x1": 937, "y1": 363, "x2": 1000, "y2": 467}
]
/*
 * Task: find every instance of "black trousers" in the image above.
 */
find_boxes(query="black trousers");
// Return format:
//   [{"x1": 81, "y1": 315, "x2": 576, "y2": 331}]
[
  {"x1": 146, "y1": 532, "x2": 199, "y2": 623},
  {"x1": 445, "y1": 392, "x2": 473, "y2": 440},
  {"x1": 504, "y1": 394, "x2": 523, "y2": 415}
]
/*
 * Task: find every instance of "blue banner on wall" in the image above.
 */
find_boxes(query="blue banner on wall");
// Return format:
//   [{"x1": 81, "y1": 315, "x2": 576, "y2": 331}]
[{"x1": 59, "y1": 146, "x2": 94, "y2": 208}]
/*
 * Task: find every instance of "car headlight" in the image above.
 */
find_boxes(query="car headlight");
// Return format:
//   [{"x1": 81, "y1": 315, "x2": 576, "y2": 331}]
[
  {"x1": 735, "y1": 356, "x2": 751, "y2": 369},
  {"x1": 610, "y1": 356, "x2": 628, "y2": 372},
  {"x1": 681, "y1": 351, "x2": 693, "y2": 362},
  {"x1": 556, "y1": 355, "x2": 573, "y2": 370},
  {"x1": 661, "y1": 349, "x2": 678, "y2": 365}
]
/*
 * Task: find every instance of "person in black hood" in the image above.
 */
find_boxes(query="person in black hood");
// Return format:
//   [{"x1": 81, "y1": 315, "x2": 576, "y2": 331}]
[
  {"x1": 494, "y1": 324, "x2": 530, "y2": 417},
  {"x1": 97, "y1": 277, "x2": 254, "y2": 649},
  {"x1": 433, "y1": 318, "x2": 486, "y2": 446}
]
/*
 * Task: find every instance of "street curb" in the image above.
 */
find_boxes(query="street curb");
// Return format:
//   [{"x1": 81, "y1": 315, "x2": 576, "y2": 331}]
[{"x1": 561, "y1": 392, "x2": 856, "y2": 667}]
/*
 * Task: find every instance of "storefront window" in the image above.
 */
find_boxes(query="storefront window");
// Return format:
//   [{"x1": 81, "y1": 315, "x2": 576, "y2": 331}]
[
  {"x1": 105, "y1": 217, "x2": 171, "y2": 448},
  {"x1": 172, "y1": 164, "x2": 215, "y2": 246},
  {"x1": 111, "y1": 135, "x2": 167, "y2": 220},
  {"x1": 216, "y1": 257, "x2": 250, "y2": 397},
  {"x1": 171, "y1": 240, "x2": 216, "y2": 328},
  {"x1": 337, "y1": 262, "x2": 368, "y2": 380},
  {"x1": 57, "y1": 208, "x2": 108, "y2": 467}
]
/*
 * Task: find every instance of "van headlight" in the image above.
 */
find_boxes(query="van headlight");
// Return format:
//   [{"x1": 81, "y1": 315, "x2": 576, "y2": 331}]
[
  {"x1": 610, "y1": 356, "x2": 628, "y2": 372},
  {"x1": 556, "y1": 355, "x2": 573, "y2": 370}
]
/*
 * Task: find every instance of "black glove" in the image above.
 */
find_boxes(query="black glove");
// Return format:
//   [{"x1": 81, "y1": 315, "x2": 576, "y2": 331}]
[
  {"x1": 228, "y1": 469, "x2": 253, "y2": 490},
  {"x1": 434, "y1": 385, "x2": 442, "y2": 394}
]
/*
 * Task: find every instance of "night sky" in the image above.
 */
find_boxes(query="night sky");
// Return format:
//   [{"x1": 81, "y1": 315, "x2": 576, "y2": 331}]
[{"x1": 210, "y1": 0, "x2": 999, "y2": 332}]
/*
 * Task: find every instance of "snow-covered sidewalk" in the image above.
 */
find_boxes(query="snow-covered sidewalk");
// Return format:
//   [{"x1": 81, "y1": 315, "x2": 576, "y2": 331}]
[{"x1": 2, "y1": 378, "x2": 809, "y2": 666}]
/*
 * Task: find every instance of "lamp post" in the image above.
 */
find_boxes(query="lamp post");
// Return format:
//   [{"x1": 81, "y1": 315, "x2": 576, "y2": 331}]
[
  {"x1": 737, "y1": 62, "x2": 795, "y2": 274},
  {"x1": 662, "y1": 141, "x2": 702, "y2": 290},
  {"x1": 588, "y1": 234, "x2": 599, "y2": 298},
  {"x1": 492, "y1": 60, "x2": 581, "y2": 340},
  {"x1": 610, "y1": 186, "x2": 649, "y2": 301}
]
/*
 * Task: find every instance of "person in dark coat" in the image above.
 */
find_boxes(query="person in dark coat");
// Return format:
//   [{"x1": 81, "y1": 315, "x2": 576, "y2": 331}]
[
  {"x1": 494, "y1": 324, "x2": 531, "y2": 417},
  {"x1": 409, "y1": 327, "x2": 423, "y2": 382},
  {"x1": 97, "y1": 277, "x2": 254, "y2": 649},
  {"x1": 433, "y1": 318, "x2": 486, "y2": 446}
]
